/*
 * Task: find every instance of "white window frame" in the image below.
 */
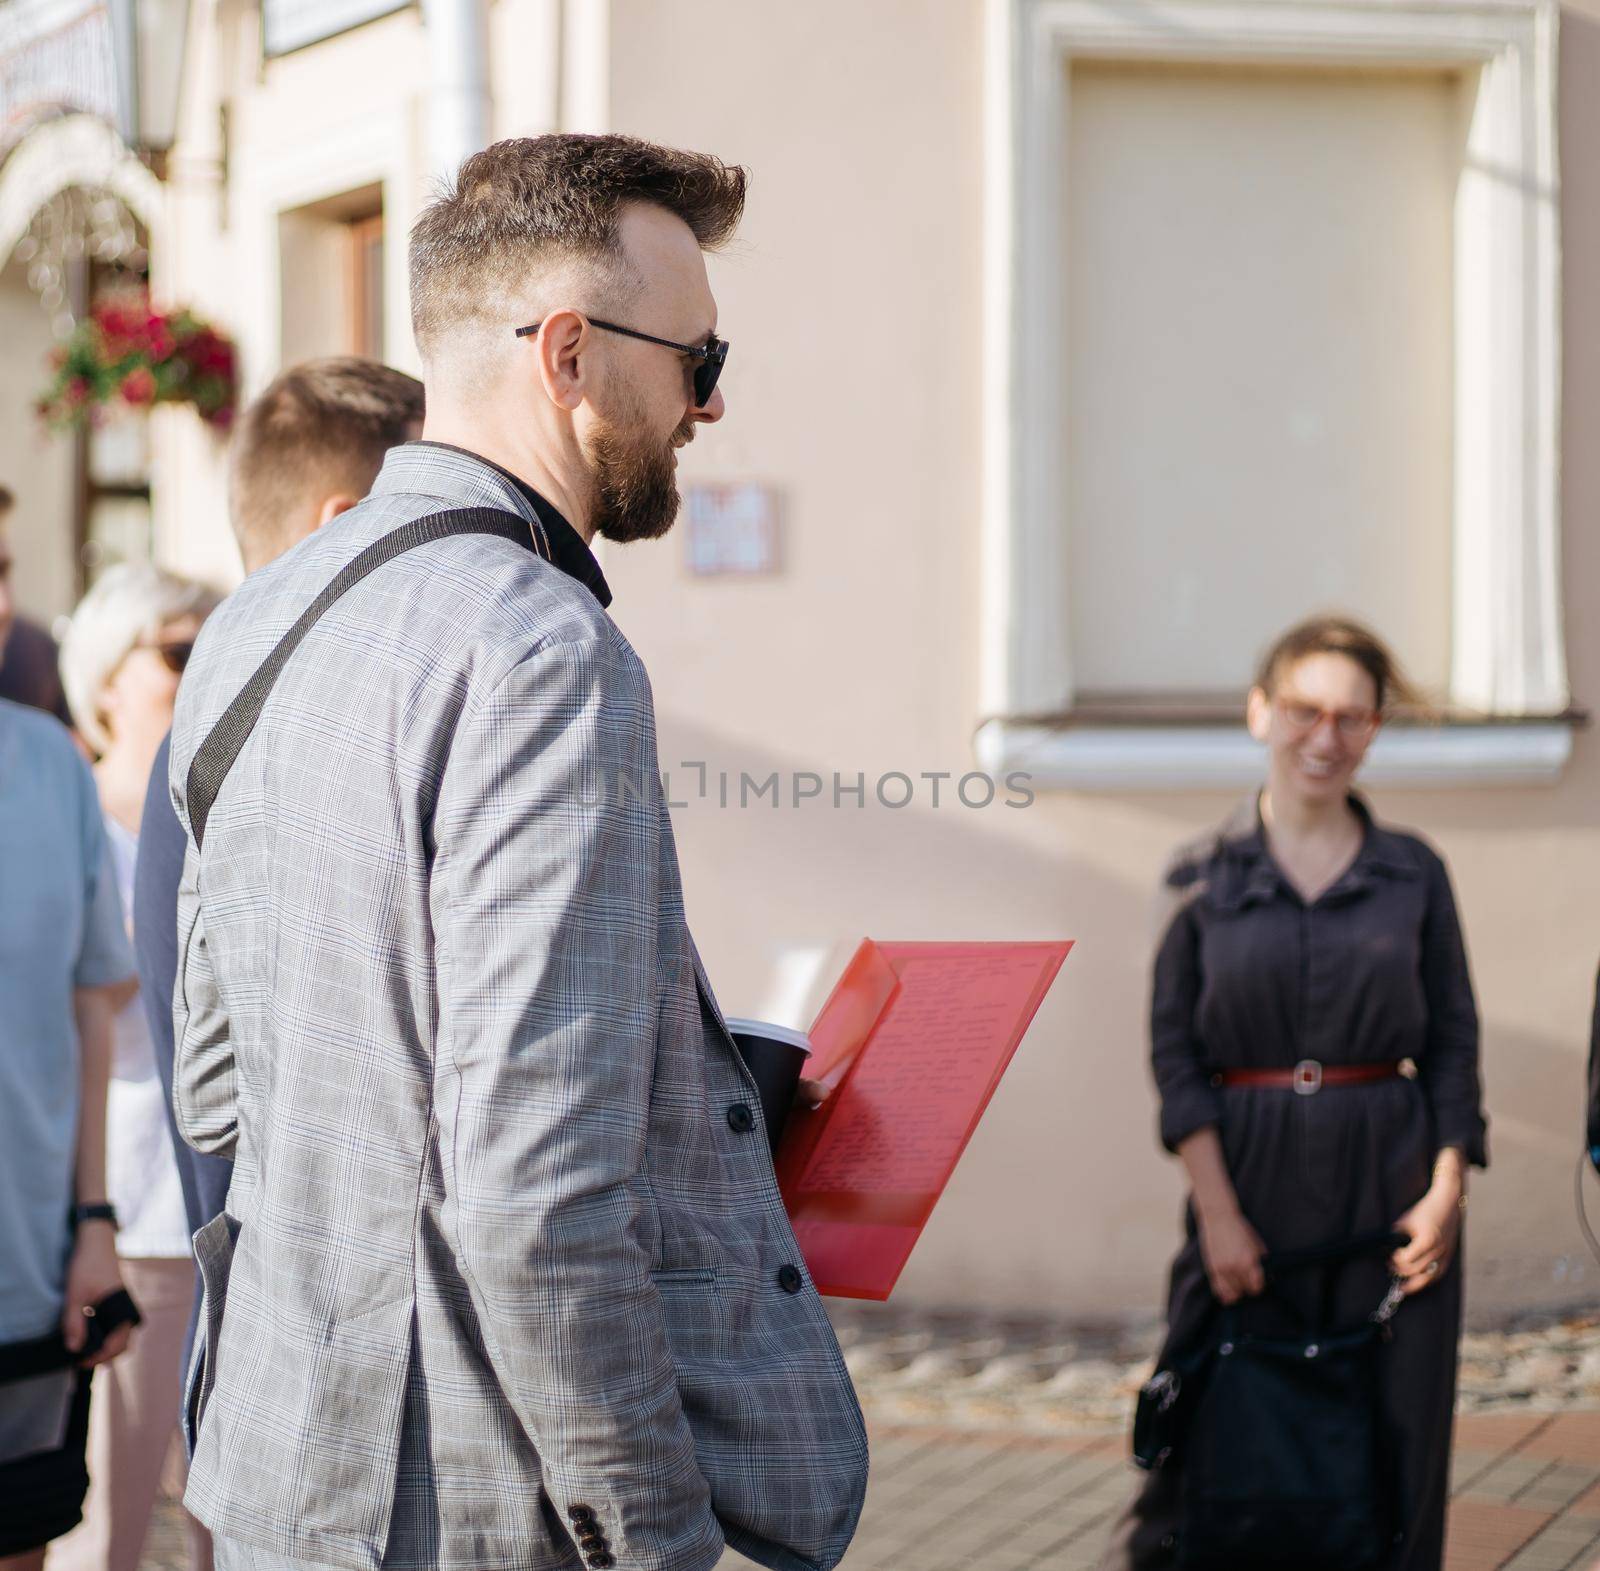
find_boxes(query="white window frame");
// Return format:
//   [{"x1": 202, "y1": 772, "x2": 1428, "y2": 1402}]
[{"x1": 977, "y1": 0, "x2": 1570, "y2": 789}]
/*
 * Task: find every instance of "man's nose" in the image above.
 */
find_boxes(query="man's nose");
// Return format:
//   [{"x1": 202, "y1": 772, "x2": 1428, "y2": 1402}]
[{"x1": 690, "y1": 385, "x2": 725, "y2": 425}]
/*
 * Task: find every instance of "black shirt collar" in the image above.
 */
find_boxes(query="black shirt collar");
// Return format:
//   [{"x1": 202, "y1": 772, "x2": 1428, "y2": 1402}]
[
  {"x1": 1212, "y1": 789, "x2": 1419, "y2": 910},
  {"x1": 415, "y1": 442, "x2": 612, "y2": 609}
]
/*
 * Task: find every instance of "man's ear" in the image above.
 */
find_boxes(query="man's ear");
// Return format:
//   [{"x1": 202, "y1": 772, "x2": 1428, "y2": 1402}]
[
  {"x1": 1245, "y1": 685, "x2": 1273, "y2": 743},
  {"x1": 314, "y1": 495, "x2": 360, "y2": 529},
  {"x1": 530, "y1": 309, "x2": 589, "y2": 412}
]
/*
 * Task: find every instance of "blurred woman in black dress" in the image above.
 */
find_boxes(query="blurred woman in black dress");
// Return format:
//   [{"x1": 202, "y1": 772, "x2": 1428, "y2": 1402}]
[{"x1": 1099, "y1": 616, "x2": 1487, "y2": 1571}]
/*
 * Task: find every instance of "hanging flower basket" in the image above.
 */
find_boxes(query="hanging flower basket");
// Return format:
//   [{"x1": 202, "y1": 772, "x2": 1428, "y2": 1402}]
[{"x1": 37, "y1": 292, "x2": 238, "y2": 432}]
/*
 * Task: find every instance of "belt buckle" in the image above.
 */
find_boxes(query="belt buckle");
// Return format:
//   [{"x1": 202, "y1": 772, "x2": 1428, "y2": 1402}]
[{"x1": 1293, "y1": 1059, "x2": 1323, "y2": 1096}]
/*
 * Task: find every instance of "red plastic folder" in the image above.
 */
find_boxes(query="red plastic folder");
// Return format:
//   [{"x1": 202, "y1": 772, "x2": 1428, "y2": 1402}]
[{"x1": 776, "y1": 939, "x2": 1073, "y2": 1300}]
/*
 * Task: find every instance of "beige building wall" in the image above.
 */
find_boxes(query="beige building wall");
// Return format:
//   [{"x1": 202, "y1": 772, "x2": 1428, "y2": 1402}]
[
  {"x1": 150, "y1": 0, "x2": 565, "y2": 586},
  {"x1": 0, "y1": 256, "x2": 77, "y2": 622},
  {"x1": 599, "y1": 0, "x2": 1600, "y2": 1324},
  {"x1": 109, "y1": 0, "x2": 1600, "y2": 1324},
  {"x1": 152, "y1": 1, "x2": 437, "y2": 587}
]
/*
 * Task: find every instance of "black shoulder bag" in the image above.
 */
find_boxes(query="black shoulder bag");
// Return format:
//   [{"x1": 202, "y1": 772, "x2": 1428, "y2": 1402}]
[
  {"x1": 186, "y1": 508, "x2": 534, "y2": 848},
  {"x1": 1133, "y1": 1228, "x2": 1409, "y2": 1571},
  {"x1": 0, "y1": 1289, "x2": 143, "y2": 1386}
]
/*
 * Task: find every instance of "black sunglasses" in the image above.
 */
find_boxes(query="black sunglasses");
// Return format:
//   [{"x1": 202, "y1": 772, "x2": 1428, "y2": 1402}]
[{"x1": 514, "y1": 316, "x2": 729, "y2": 409}]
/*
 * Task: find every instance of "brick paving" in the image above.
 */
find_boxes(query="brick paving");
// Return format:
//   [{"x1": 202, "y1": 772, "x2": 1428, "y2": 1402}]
[{"x1": 138, "y1": 1409, "x2": 1600, "y2": 1570}]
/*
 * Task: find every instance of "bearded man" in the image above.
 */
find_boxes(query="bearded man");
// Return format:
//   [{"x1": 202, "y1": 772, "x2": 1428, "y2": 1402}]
[{"x1": 167, "y1": 135, "x2": 866, "y2": 1571}]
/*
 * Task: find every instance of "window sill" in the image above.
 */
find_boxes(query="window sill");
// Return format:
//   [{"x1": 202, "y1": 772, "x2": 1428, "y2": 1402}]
[{"x1": 974, "y1": 718, "x2": 1580, "y2": 791}]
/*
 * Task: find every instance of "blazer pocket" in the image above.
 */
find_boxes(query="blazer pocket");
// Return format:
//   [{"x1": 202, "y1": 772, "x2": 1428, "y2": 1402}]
[
  {"x1": 650, "y1": 1267, "x2": 718, "y2": 1290},
  {"x1": 181, "y1": 1326, "x2": 205, "y2": 1462},
  {"x1": 184, "y1": 1211, "x2": 242, "y2": 1458}
]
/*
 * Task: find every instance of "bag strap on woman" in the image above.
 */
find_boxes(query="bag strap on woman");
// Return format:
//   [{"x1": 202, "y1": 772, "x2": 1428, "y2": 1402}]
[
  {"x1": 1233, "y1": 1229, "x2": 1411, "y2": 1335},
  {"x1": 1261, "y1": 1228, "x2": 1408, "y2": 1279}
]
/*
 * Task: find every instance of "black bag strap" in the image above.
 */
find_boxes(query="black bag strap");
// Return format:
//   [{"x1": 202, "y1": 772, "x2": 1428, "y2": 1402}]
[
  {"x1": 1210, "y1": 1230, "x2": 1410, "y2": 1341},
  {"x1": 1237, "y1": 1229, "x2": 1410, "y2": 1336},
  {"x1": 186, "y1": 507, "x2": 537, "y2": 849},
  {"x1": 0, "y1": 1288, "x2": 143, "y2": 1385},
  {"x1": 1262, "y1": 1229, "x2": 1408, "y2": 1279}
]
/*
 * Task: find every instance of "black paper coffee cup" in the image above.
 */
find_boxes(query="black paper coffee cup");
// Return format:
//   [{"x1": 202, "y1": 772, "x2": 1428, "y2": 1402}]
[{"x1": 725, "y1": 1018, "x2": 812, "y2": 1155}]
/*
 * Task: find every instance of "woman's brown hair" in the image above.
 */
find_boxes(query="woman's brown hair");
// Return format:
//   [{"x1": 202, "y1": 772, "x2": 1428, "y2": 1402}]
[{"x1": 1254, "y1": 614, "x2": 1426, "y2": 715}]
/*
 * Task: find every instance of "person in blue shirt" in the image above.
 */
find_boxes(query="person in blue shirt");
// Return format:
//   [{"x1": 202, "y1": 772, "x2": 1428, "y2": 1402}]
[
  {"x1": 133, "y1": 358, "x2": 423, "y2": 1386},
  {"x1": 52, "y1": 563, "x2": 220, "y2": 1571},
  {"x1": 0, "y1": 509, "x2": 138, "y2": 1565}
]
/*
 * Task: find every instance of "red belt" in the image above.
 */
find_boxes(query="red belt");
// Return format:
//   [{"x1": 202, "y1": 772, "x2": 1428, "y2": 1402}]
[{"x1": 1211, "y1": 1060, "x2": 1405, "y2": 1096}]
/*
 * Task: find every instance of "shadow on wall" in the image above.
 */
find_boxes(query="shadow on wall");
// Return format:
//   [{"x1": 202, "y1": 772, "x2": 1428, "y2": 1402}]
[
  {"x1": 1472, "y1": 1024, "x2": 1600, "y2": 1317},
  {"x1": 1387, "y1": 770, "x2": 1600, "y2": 1323},
  {"x1": 653, "y1": 710, "x2": 1160, "y2": 1316}
]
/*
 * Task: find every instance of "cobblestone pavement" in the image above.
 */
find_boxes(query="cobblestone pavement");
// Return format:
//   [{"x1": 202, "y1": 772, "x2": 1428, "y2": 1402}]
[
  {"x1": 731, "y1": 1410, "x2": 1600, "y2": 1571},
  {"x1": 142, "y1": 1411, "x2": 1600, "y2": 1570},
  {"x1": 139, "y1": 1310, "x2": 1600, "y2": 1571},
  {"x1": 828, "y1": 1304, "x2": 1600, "y2": 1433}
]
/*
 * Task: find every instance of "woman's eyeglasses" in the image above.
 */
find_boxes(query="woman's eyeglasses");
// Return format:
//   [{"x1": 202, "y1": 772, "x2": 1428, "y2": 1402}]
[
  {"x1": 1274, "y1": 695, "x2": 1379, "y2": 744},
  {"x1": 134, "y1": 640, "x2": 194, "y2": 675},
  {"x1": 514, "y1": 316, "x2": 729, "y2": 409}
]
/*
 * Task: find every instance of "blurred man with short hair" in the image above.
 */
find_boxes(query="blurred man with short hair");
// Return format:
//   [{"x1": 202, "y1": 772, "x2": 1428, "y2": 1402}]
[
  {"x1": 132, "y1": 357, "x2": 424, "y2": 1373},
  {"x1": 222, "y1": 357, "x2": 428, "y2": 575}
]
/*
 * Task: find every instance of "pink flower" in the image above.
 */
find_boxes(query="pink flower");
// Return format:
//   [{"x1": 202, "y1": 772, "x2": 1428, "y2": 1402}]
[
  {"x1": 121, "y1": 367, "x2": 157, "y2": 405},
  {"x1": 93, "y1": 301, "x2": 138, "y2": 352},
  {"x1": 186, "y1": 329, "x2": 234, "y2": 376}
]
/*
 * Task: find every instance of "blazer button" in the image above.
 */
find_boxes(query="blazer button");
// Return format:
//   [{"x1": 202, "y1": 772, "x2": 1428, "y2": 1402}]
[
  {"x1": 777, "y1": 1263, "x2": 804, "y2": 1294},
  {"x1": 727, "y1": 1102, "x2": 756, "y2": 1133},
  {"x1": 567, "y1": 1504, "x2": 595, "y2": 1524},
  {"x1": 578, "y1": 1535, "x2": 604, "y2": 1552},
  {"x1": 587, "y1": 1556, "x2": 615, "y2": 1569}
]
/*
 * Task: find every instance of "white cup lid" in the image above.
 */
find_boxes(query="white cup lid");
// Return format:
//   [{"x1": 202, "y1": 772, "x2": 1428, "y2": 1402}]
[{"x1": 723, "y1": 1017, "x2": 812, "y2": 1055}]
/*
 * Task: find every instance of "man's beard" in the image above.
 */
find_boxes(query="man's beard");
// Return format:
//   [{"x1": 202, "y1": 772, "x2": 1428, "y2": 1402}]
[{"x1": 587, "y1": 393, "x2": 692, "y2": 545}]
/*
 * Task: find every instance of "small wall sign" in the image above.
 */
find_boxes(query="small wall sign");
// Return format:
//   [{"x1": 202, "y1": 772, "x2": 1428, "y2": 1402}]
[{"x1": 684, "y1": 483, "x2": 781, "y2": 577}]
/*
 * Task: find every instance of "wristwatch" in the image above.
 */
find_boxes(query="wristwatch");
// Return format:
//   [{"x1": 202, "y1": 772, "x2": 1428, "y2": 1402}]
[{"x1": 70, "y1": 1202, "x2": 119, "y2": 1231}]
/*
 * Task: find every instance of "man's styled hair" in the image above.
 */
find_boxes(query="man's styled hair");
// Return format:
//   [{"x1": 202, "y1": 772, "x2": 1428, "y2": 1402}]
[
  {"x1": 229, "y1": 357, "x2": 424, "y2": 565},
  {"x1": 409, "y1": 134, "x2": 747, "y2": 360}
]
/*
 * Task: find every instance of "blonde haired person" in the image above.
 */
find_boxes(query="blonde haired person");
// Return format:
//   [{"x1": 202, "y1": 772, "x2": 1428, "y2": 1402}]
[
  {"x1": 53, "y1": 563, "x2": 220, "y2": 1571},
  {"x1": 1099, "y1": 616, "x2": 1486, "y2": 1571}
]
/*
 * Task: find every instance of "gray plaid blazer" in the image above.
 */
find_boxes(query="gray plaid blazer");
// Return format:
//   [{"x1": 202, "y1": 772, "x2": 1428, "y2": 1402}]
[{"x1": 170, "y1": 444, "x2": 867, "y2": 1571}]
